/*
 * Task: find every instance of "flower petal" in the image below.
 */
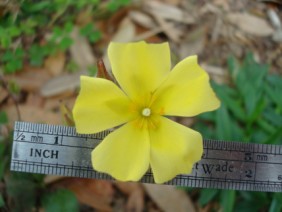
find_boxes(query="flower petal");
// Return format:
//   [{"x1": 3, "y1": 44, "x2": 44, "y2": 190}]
[
  {"x1": 149, "y1": 117, "x2": 203, "y2": 183},
  {"x1": 152, "y1": 56, "x2": 220, "y2": 117},
  {"x1": 92, "y1": 121, "x2": 150, "y2": 181},
  {"x1": 108, "y1": 41, "x2": 171, "y2": 102},
  {"x1": 73, "y1": 76, "x2": 135, "y2": 134}
]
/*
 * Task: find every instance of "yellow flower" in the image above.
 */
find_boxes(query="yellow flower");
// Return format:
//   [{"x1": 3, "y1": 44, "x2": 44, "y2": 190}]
[{"x1": 73, "y1": 41, "x2": 220, "y2": 183}]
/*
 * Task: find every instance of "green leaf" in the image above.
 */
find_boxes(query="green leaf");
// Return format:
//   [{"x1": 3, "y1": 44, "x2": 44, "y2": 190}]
[
  {"x1": 199, "y1": 189, "x2": 218, "y2": 206},
  {"x1": 2, "y1": 48, "x2": 24, "y2": 73},
  {"x1": 269, "y1": 193, "x2": 282, "y2": 212},
  {"x1": 20, "y1": 19, "x2": 38, "y2": 35},
  {"x1": 265, "y1": 75, "x2": 282, "y2": 108},
  {"x1": 23, "y1": 1, "x2": 52, "y2": 12},
  {"x1": 0, "y1": 111, "x2": 8, "y2": 125},
  {"x1": 80, "y1": 23, "x2": 101, "y2": 43},
  {"x1": 220, "y1": 190, "x2": 236, "y2": 212},
  {"x1": 257, "y1": 119, "x2": 276, "y2": 134},
  {"x1": 59, "y1": 36, "x2": 73, "y2": 50},
  {"x1": 194, "y1": 121, "x2": 216, "y2": 139},
  {"x1": 107, "y1": 0, "x2": 131, "y2": 11},
  {"x1": 13, "y1": 48, "x2": 24, "y2": 58},
  {"x1": 212, "y1": 83, "x2": 245, "y2": 122},
  {"x1": 227, "y1": 55, "x2": 240, "y2": 81},
  {"x1": 0, "y1": 142, "x2": 5, "y2": 157},
  {"x1": 4, "y1": 59, "x2": 23, "y2": 73},
  {"x1": 0, "y1": 27, "x2": 11, "y2": 48},
  {"x1": 246, "y1": 97, "x2": 265, "y2": 126},
  {"x1": 216, "y1": 104, "x2": 232, "y2": 140},
  {"x1": 88, "y1": 65, "x2": 98, "y2": 76},
  {"x1": 263, "y1": 108, "x2": 282, "y2": 127},
  {"x1": 6, "y1": 173, "x2": 39, "y2": 211},
  {"x1": 64, "y1": 22, "x2": 73, "y2": 34},
  {"x1": 51, "y1": 26, "x2": 63, "y2": 41},
  {"x1": 263, "y1": 127, "x2": 282, "y2": 144},
  {"x1": 42, "y1": 189, "x2": 79, "y2": 212},
  {"x1": 0, "y1": 194, "x2": 4, "y2": 207},
  {"x1": 28, "y1": 44, "x2": 47, "y2": 66},
  {"x1": 234, "y1": 53, "x2": 268, "y2": 120},
  {"x1": 0, "y1": 157, "x2": 7, "y2": 179},
  {"x1": 7, "y1": 26, "x2": 21, "y2": 37},
  {"x1": 198, "y1": 111, "x2": 216, "y2": 122},
  {"x1": 2, "y1": 50, "x2": 13, "y2": 62},
  {"x1": 235, "y1": 191, "x2": 268, "y2": 212},
  {"x1": 0, "y1": 138, "x2": 6, "y2": 179}
]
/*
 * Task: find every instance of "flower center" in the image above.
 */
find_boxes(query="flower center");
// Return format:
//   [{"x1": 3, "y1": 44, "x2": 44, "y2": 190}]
[{"x1": 142, "y1": 108, "x2": 151, "y2": 117}]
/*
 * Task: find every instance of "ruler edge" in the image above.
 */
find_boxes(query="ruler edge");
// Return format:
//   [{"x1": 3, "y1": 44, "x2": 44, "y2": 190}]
[{"x1": 13, "y1": 121, "x2": 282, "y2": 152}]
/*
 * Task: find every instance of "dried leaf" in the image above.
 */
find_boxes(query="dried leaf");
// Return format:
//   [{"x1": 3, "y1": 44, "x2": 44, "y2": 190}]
[
  {"x1": 5, "y1": 104, "x2": 62, "y2": 127},
  {"x1": 129, "y1": 11, "x2": 157, "y2": 29},
  {"x1": 5, "y1": 67, "x2": 51, "y2": 92},
  {"x1": 162, "y1": 0, "x2": 181, "y2": 5},
  {"x1": 62, "y1": 178, "x2": 114, "y2": 211},
  {"x1": 126, "y1": 189, "x2": 144, "y2": 212},
  {"x1": 179, "y1": 26, "x2": 205, "y2": 59},
  {"x1": 44, "y1": 52, "x2": 66, "y2": 76},
  {"x1": 145, "y1": 0, "x2": 195, "y2": 24},
  {"x1": 0, "y1": 87, "x2": 8, "y2": 103},
  {"x1": 103, "y1": 17, "x2": 136, "y2": 71},
  {"x1": 44, "y1": 175, "x2": 66, "y2": 184},
  {"x1": 201, "y1": 64, "x2": 229, "y2": 84},
  {"x1": 115, "y1": 182, "x2": 144, "y2": 212},
  {"x1": 60, "y1": 101, "x2": 74, "y2": 126},
  {"x1": 40, "y1": 70, "x2": 87, "y2": 97},
  {"x1": 144, "y1": 184, "x2": 196, "y2": 212},
  {"x1": 111, "y1": 17, "x2": 136, "y2": 42},
  {"x1": 227, "y1": 13, "x2": 274, "y2": 37},
  {"x1": 70, "y1": 27, "x2": 96, "y2": 70}
]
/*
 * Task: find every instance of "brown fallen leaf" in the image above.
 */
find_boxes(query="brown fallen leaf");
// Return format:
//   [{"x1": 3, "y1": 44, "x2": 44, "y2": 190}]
[
  {"x1": 144, "y1": 0, "x2": 195, "y2": 24},
  {"x1": 5, "y1": 67, "x2": 51, "y2": 92},
  {"x1": 44, "y1": 51, "x2": 66, "y2": 76},
  {"x1": 129, "y1": 10, "x2": 157, "y2": 29},
  {"x1": 70, "y1": 27, "x2": 96, "y2": 70},
  {"x1": 162, "y1": 0, "x2": 181, "y2": 6},
  {"x1": 25, "y1": 93, "x2": 44, "y2": 107},
  {"x1": 152, "y1": 13, "x2": 183, "y2": 43},
  {"x1": 201, "y1": 64, "x2": 229, "y2": 84},
  {"x1": 102, "y1": 17, "x2": 136, "y2": 72},
  {"x1": 115, "y1": 182, "x2": 145, "y2": 212},
  {"x1": 0, "y1": 86, "x2": 9, "y2": 104},
  {"x1": 178, "y1": 26, "x2": 206, "y2": 60},
  {"x1": 5, "y1": 104, "x2": 62, "y2": 127},
  {"x1": 144, "y1": 184, "x2": 196, "y2": 212},
  {"x1": 226, "y1": 13, "x2": 274, "y2": 37},
  {"x1": 44, "y1": 175, "x2": 66, "y2": 184},
  {"x1": 40, "y1": 70, "x2": 87, "y2": 97},
  {"x1": 111, "y1": 17, "x2": 136, "y2": 42},
  {"x1": 61, "y1": 178, "x2": 114, "y2": 211}
]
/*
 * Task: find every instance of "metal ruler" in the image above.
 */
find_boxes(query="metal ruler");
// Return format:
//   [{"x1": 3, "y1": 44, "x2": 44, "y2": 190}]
[{"x1": 10, "y1": 121, "x2": 282, "y2": 192}]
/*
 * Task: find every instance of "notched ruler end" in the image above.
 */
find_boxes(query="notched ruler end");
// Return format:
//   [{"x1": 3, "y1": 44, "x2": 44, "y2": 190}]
[{"x1": 10, "y1": 121, "x2": 282, "y2": 192}]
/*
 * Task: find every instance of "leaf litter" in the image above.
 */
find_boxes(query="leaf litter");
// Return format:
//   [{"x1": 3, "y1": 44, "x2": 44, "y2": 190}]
[{"x1": 1, "y1": 0, "x2": 282, "y2": 211}]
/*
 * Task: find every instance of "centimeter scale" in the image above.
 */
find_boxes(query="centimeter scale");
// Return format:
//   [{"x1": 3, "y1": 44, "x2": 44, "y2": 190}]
[{"x1": 10, "y1": 121, "x2": 282, "y2": 192}]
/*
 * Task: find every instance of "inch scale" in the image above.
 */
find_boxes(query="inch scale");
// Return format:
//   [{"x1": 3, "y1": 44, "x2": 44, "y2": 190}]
[{"x1": 10, "y1": 122, "x2": 282, "y2": 192}]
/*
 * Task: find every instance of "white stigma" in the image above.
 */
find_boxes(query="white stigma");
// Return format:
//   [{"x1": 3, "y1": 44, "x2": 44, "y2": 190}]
[{"x1": 142, "y1": 108, "x2": 151, "y2": 117}]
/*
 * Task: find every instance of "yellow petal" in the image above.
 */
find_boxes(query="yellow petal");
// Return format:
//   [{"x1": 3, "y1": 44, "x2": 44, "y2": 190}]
[
  {"x1": 108, "y1": 41, "x2": 171, "y2": 102},
  {"x1": 73, "y1": 76, "x2": 134, "y2": 134},
  {"x1": 92, "y1": 121, "x2": 150, "y2": 181},
  {"x1": 149, "y1": 117, "x2": 203, "y2": 183},
  {"x1": 153, "y1": 56, "x2": 220, "y2": 117}
]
